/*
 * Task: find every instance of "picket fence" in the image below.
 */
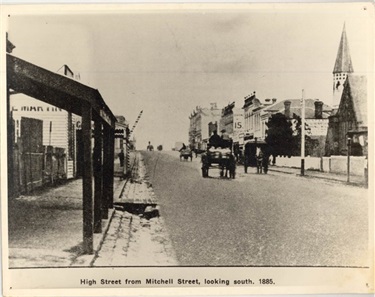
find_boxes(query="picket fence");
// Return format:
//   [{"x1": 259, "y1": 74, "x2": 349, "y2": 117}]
[{"x1": 274, "y1": 155, "x2": 366, "y2": 176}]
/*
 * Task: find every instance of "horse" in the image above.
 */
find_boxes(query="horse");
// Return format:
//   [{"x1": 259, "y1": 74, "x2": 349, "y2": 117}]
[
  {"x1": 220, "y1": 154, "x2": 236, "y2": 179},
  {"x1": 256, "y1": 147, "x2": 263, "y2": 174}
]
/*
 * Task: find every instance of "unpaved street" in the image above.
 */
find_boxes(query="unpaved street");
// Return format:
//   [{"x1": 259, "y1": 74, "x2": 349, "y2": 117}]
[
  {"x1": 92, "y1": 150, "x2": 368, "y2": 267},
  {"x1": 141, "y1": 150, "x2": 368, "y2": 267}
]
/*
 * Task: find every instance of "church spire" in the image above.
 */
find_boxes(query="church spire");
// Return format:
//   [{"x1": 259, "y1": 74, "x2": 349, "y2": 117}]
[
  {"x1": 332, "y1": 23, "x2": 354, "y2": 108},
  {"x1": 333, "y1": 23, "x2": 354, "y2": 73}
]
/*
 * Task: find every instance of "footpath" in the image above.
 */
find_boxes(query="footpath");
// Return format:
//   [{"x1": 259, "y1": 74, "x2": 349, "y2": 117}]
[
  {"x1": 92, "y1": 152, "x2": 177, "y2": 266},
  {"x1": 7, "y1": 151, "x2": 177, "y2": 268},
  {"x1": 266, "y1": 165, "x2": 367, "y2": 187},
  {"x1": 7, "y1": 169, "x2": 126, "y2": 268}
]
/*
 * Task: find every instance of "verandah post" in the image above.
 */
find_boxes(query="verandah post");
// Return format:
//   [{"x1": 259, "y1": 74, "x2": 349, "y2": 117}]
[
  {"x1": 94, "y1": 121, "x2": 103, "y2": 233},
  {"x1": 108, "y1": 129, "x2": 115, "y2": 209},
  {"x1": 102, "y1": 124, "x2": 111, "y2": 219},
  {"x1": 82, "y1": 102, "x2": 93, "y2": 254}
]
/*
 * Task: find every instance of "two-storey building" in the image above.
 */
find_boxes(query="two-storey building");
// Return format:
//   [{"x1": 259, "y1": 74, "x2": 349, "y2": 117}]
[
  {"x1": 188, "y1": 103, "x2": 221, "y2": 150},
  {"x1": 242, "y1": 92, "x2": 276, "y2": 143}
]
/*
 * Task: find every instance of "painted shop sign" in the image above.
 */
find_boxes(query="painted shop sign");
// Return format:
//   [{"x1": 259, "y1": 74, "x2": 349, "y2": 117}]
[{"x1": 12, "y1": 106, "x2": 63, "y2": 112}]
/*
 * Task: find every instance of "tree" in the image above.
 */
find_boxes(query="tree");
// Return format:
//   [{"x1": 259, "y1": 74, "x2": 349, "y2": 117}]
[
  {"x1": 265, "y1": 113, "x2": 295, "y2": 157},
  {"x1": 157, "y1": 145, "x2": 163, "y2": 151},
  {"x1": 292, "y1": 114, "x2": 319, "y2": 156}
]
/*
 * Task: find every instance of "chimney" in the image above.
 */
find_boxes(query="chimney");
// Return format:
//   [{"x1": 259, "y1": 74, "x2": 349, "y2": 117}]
[
  {"x1": 314, "y1": 100, "x2": 323, "y2": 119},
  {"x1": 284, "y1": 100, "x2": 291, "y2": 118},
  {"x1": 272, "y1": 98, "x2": 277, "y2": 104}
]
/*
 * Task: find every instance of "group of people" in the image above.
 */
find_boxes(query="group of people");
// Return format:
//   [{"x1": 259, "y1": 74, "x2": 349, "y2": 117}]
[{"x1": 208, "y1": 129, "x2": 232, "y2": 149}]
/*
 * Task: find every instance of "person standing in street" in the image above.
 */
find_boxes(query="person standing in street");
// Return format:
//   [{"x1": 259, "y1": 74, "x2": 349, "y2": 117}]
[{"x1": 118, "y1": 149, "x2": 125, "y2": 167}]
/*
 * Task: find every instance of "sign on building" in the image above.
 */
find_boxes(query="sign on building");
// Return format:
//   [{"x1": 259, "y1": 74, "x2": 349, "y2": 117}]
[{"x1": 232, "y1": 111, "x2": 244, "y2": 143}]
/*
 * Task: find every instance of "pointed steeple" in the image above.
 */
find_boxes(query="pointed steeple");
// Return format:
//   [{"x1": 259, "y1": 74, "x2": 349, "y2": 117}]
[{"x1": 333, "y1": 23, "x2": 354, "y2": 73}]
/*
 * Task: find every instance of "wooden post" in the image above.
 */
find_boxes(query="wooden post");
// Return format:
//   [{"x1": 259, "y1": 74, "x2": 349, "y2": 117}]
[
  {"x1": 82, "y1": 103, "x2": 93, "y2": 254},
  {"x1": 108, "y1": 129, "x2": 115, "y2": 209},
  {"x1": 7, "y1": 86, "x2": 14, "y2": 199},
  {"x1": 94, "y1": 121, "x2": 103, "y2": 233},
  {"x1": 300, "y1": 89, "x2": 305, "y2": 176},
  {"x1": 347, "y1": 137, "x2": 351, "y2": 183},
  {"x1": 102, "y1": 125, "x2": 110, "y2": 219}
]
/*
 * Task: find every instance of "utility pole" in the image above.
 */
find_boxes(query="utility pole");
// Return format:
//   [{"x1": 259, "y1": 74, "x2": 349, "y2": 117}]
[
  {"x1": 347, "y1": 137, "x2": 351, "y2": 183},
  {"x1": 128, "y1": 110, "x2": 143, "y2": 138},
  {"x1": 301, "y1": 89, "x2": 305, "y2": 176},
  {"x1": 126, "y1": 110, "x2": 143, "y2": 175}
]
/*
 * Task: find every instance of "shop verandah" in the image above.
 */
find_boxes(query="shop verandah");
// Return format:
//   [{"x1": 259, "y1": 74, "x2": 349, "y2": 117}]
[{"x1": 7, "y1": 54, "x2": 117, "y2": 255}]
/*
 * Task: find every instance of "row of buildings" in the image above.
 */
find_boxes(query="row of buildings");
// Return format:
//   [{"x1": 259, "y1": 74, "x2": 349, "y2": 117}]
[
  {"x1": 7, "y1": 36, "x2": 133, "y2": 195},
  {"x1": 7, "y1": 33, "x2": 138, "y2": 254},
  {"x1": 188, "y1": 24, "x2": 368, "y2": 158}
]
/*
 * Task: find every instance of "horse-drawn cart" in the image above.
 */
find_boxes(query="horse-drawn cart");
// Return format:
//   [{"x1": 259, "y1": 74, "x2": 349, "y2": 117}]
[
  {"x1": 243, "y1": 139, "x2": 270, "y2": 174},
  {"x1": 201, "y1": 148, "x2": 236, "y2": 179},
  {"x1": 180, "y1": 148, "x2": 193, "y2": 161}
]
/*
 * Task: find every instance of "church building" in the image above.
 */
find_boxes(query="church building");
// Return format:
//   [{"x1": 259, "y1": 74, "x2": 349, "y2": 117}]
[
  {"x1": 325, "y1": 24, "x2": 368, "y2": 156},
  {"x1": 332, "y1": 23, "x2": 354, "y2": 108}
]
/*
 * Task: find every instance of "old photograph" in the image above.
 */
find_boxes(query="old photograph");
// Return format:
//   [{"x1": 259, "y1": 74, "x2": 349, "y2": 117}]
[{"x1": 1, "y1": 3, "x2": 373, "y2": 295}]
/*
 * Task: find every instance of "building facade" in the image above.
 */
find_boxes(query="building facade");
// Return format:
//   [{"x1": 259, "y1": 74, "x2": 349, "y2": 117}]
[
  {"x1": 325, "y1": 24, "x2": 368, "y2": 157},
  {"x1": 188, "y1": 103, "x2": 221, "y2": 150},
  {"x1": 325, "y1": 75, "x2": 368, "y2": 156},
  {"x1": 220, "y1": 102, "x2": 235, "y2": 136},
  {"x1": 11, "y1": 65, "x2": 79, "y2": 179},
  {"x1": 242, "y1": 92, "x2": 276, "y2": 143},
  {"x1": 114, "y1": 115, "x2": 130, "y2": 176}
]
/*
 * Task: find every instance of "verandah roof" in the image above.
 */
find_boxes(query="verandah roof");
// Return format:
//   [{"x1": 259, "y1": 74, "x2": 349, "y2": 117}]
[{"x1": 7, "y1": 54, "x2": 116, "y2": 128}]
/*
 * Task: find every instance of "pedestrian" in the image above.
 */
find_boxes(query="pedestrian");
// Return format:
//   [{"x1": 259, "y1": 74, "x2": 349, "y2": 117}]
[
  {"x1": 147, "y1": 141, "x2": 154, "y2": 151},
  {"x1": 262, "y1": 152, "x2": 269, "y2": 174},
  {"x1": 118, "y1": 149, "x2": 125, "y2": 167}
]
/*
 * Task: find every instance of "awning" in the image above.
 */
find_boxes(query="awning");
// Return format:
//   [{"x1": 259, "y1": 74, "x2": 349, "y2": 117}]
[{"x1": 7, "y1": 54, "x2": 116, "y2": 128}]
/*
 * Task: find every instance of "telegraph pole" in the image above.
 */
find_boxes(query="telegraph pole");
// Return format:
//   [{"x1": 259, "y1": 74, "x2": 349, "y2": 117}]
[
  {"x1": 347, "y1": 137, "x2": 351, "y2": 183},
  {"x1": 301, "y1": 89, "x2": 305, "y2": 176}
]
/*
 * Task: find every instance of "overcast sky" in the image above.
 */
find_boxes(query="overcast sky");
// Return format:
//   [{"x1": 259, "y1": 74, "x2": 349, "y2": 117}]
[{"x1": 6, "y1": 4, "x2": 373, "y2": 149}]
